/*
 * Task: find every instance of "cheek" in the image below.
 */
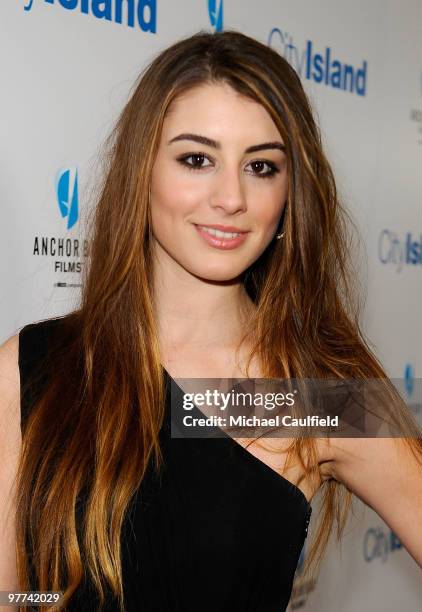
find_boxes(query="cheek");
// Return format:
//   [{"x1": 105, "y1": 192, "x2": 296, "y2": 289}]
[
  {"x1": 150, "y1": 171, "x2": 184, "y2": 226},
  {"x1": 151, "y1": 160, "x2": 201, "y2": 219},
  {"x1": 249, "y1": 172, "x2": 288, "y2": 225},
  {"x1": 150, "y1": 196, "x2": 178, "y2": 242},
  {"x1": 269, "y1": 180, "x2": 288, "y2": 223},
  {"x1": 251, "y1": 194, "x2": 286, "y2": 232},
  {"x1": 150, "y1": 186, "x2": 199, "y2": 245}
]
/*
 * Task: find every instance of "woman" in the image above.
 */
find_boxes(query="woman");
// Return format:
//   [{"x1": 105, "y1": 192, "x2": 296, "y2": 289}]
[{"x1": 1, "y1": 29, "x2": 421, "y2": 612}]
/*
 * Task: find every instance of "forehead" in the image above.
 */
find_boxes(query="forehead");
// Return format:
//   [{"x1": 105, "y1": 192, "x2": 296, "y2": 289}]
[{"x1": 162, "y1": 82, "x2": 280, "y2": 139}]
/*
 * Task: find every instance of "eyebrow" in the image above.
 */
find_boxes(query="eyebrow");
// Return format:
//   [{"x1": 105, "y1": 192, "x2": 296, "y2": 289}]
[{"x1": 167, "y1": 133, "x2": 286, "y2": 154}]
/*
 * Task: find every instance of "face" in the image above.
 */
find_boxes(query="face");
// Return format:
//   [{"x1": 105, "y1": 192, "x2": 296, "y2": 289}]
[{"x1": 150, "y1": 82, "x2": 288, "y2": 281}]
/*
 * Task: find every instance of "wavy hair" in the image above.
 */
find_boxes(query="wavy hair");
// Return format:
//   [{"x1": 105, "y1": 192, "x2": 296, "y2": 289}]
[{"x1": 14, "y1": 29, "x2": 422, "y2": 611}]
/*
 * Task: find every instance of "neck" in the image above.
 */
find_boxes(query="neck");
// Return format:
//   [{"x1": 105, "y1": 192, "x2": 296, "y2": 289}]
[{"x1": 152, "y1": 245, "x2": 255, "y2": 353}]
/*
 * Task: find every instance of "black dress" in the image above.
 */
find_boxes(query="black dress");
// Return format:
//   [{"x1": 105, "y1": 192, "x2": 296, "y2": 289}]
[{"x1": 18, "y1": 317, "x2": 312, "y2": 611}]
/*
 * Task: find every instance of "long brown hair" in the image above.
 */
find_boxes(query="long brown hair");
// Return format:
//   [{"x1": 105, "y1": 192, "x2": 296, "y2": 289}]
[{"x1": 15, "y1": 29, "x2": 422, "y2": 610}]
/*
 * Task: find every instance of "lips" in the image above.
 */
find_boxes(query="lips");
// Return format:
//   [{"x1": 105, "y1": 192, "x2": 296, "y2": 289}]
[
  {"x1": 194, "y1": 223, "x2": 249, "y2": 233},
  {"x1": 194, "y1": 224, "x2": 249, "y2": 250}
]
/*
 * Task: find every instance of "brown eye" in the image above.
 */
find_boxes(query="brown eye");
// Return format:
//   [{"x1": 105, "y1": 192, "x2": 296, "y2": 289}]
[
  {"x1": 248, "y1": 160, "x2": 279, "y2": 178},
  {"x1": 252, "y1": 161, "x2": 266, "y2": 173},
  {"x1": 177, "y1": 154, "x2": 279, "y2": 179},
  {"x1": 177, "y1": 153, "x2": 212, "y2": 170}
]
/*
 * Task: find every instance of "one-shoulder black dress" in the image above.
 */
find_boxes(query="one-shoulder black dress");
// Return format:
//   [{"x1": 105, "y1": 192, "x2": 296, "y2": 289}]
[{"x1": 18, "y1": 317, "x2": 312, "y2": 611}]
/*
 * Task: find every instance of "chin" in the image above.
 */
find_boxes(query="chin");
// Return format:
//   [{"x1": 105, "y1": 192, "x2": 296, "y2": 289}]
[{"x1": 188, "y1": 264, "x2": 246, "y2": 283}]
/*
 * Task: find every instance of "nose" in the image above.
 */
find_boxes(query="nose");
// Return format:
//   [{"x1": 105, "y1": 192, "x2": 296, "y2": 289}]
[{"x1": 209, "y1": 166, "x2": 247, "y2": 215}]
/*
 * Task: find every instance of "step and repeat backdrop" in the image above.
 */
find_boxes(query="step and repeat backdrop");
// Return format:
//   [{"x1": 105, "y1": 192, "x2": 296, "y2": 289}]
[{"x1": 1, "y1": 1, "x2": 421, "y2": 610}]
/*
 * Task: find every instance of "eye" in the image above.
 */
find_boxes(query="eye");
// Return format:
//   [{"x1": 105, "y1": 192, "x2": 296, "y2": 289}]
[
  {"x1": 176, "y1": 153, "x2": 280, "y2": 179},
  {"x1": 177, "y1": 153, "x2": 212, "y2": 170},
  {"x1": 247, "y1": 160, "x2": 280, "y2": 179}
]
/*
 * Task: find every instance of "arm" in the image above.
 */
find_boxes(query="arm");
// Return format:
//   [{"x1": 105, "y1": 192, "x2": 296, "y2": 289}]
[
  {"x1": 326, "y1": 436, "x2": 422, "y2": 568},
  {"x1": 0, "y1": 333, "x2": 21, "y2": 611}
]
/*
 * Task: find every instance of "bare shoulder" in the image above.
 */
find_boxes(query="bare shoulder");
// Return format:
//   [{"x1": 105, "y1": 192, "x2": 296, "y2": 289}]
[
  {"x1": 0, "y1": 334, "x2": 21, "y2": 591},
  {"x1": 0, "y1": 334, "x2": 20, "y2": 413},
  {"x1": 0, "y1": 331, "x2": 21, "y2": 481},
  {"x1": 0, "y1": 333, "x2": 20, "y2": 412},
  {"x1": 0, "y1": 331, "x2": 21, "y2": 457}
]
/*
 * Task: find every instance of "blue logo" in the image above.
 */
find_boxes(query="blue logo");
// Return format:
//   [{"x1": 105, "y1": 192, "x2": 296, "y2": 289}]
[
  {"x1": 56, "y1": 168, "x2": 79, "y2": 230},
  {"x1": 378, "y1": 229, "x2": 422, "y2": 271},
  {"x1": 268, "y1": 27, "x2": 367, "y2": 96},
  {"x1": 208, "y1": 0, "x2": 223, "y2": 32},
  {"x1": 404, "y1": 363, "x2": 415, "y2": 398},
  {"x1": 363, "y1": 526, "x2": 402, "y2": 562},
  {"x1": 23, "y1": 0, "x2": 157, "y2": 33}
]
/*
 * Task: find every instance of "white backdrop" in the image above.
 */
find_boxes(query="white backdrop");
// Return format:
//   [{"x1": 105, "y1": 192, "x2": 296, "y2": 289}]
[{"x1": 1, "y1": 1, "x2": 421, "y2": 610}]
